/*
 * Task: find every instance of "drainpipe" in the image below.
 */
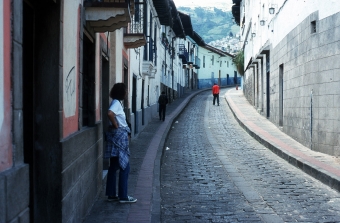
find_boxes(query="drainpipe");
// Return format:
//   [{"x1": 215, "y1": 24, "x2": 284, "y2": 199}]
[
  {"x1": 164, "y1": 28, "x2": 167, "y2": 94},
  {"x1": 171, "y1": 36, "x2": 176, "y2": 101}
]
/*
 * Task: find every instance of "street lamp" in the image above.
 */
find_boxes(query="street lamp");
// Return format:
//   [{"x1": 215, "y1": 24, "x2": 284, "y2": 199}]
[{"x1": 269, "y1": 4, "x2": 277, "y2": 14}]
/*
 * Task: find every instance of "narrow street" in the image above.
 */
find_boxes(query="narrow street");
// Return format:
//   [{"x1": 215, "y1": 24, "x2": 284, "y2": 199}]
[{"x1": 161, "y1": 89, "x2": 340, "y2": 222}]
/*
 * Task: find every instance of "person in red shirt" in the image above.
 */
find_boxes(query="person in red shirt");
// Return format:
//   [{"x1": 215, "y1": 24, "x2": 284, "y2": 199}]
[{"x1": 212, "y1": 83, "x2": 220, "y2": 106}]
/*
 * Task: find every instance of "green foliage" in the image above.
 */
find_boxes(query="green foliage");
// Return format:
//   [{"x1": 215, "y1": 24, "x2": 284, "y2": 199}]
[
  {"x1": 178, "y1": 7, "x2": 235, "y2": 43},
  {"x1": 233, "y1": 50, "x2": 244, "y2": 75}
]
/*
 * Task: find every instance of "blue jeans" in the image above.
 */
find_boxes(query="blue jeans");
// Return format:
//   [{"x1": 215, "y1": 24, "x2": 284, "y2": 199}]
[
  {"x1": 213, "y1": 94, "x2": 219, "y2": 105},
  {"x1": 106, "y1": 157, "x2": 130, "y2": 199}
]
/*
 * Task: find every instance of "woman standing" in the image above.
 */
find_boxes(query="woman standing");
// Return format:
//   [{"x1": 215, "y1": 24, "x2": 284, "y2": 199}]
[{"x1": 104, "y1": 83, "x2": 137, "y2": 203}]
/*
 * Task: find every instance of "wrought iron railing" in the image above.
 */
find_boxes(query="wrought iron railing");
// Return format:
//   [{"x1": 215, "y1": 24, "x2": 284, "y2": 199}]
[
  {"x1": 130, "y1": 0, "x2": 144, "y2": 34},
  {"x1": 178, "y1": 44, "x2": 188, "y2": 64},
  {"x1": 149, "y1": 37, "x2": 154, "y2": 62}
]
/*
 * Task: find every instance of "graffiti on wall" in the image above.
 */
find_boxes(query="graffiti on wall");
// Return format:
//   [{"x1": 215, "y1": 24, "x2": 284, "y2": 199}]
[
  {"x1": 63, "y1": 1, "x2": 81, "y2": 118},
  {"x1": 62, "y1": 1, "x2": 81, "y2": 137},
  {"x1": 65, "y1": 66, "x2": 76, "y2": 103}
]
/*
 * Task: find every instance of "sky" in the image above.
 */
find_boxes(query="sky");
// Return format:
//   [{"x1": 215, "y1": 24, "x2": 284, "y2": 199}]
[{"x1": 172, "y1": 0, "x2": 233, "y2": 10}]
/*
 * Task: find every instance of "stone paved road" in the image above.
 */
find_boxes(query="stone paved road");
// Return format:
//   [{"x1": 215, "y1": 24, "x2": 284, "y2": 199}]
[{"x1": 161, "y1": 89, "x2": 340, "y2": 223}]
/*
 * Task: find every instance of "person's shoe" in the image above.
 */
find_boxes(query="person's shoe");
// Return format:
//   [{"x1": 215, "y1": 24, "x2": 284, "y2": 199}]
[
  {"x1": 107, "y1": 196, "x2": 119, "y2": 202},
  {"x1": 119, "y1": 196, "x2": 137, "y2": 203}
]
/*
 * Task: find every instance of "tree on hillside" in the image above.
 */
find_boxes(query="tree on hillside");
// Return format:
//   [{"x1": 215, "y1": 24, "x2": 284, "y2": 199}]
[
  {"x1": 178, "y1": 6, "x2": 235, "y2": 43},
  {"x1": 214, "y1": 8, "x2": 226, "y2": 17}
]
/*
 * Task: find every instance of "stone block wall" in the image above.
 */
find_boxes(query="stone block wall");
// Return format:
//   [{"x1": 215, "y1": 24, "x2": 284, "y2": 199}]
[
  {"x1": 61, "y1": 125, "x2": 103, "y2": 222},
  {"x1": 0, "y1": 165, "x2": 30, "y2": 223},
  {"x1": 244, "y1": 67, "x2": 255, "y2": 106},
  {"x1": 268, "y1": 11, "x2": 340, "y2": 156}
]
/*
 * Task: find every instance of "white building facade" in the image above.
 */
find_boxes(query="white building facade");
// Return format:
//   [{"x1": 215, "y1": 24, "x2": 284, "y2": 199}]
[
  {"x1": 239, "y1": 0, "x2": 340, "y2": 156},
  {"x1": 197, "y1": 45, "x2": 238, "y2": 89}
]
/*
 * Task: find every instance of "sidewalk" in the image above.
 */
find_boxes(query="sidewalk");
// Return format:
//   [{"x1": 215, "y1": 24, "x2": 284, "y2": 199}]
[
  {"x1": 84, "y1": 87, "x2": 340, "y2": 223},
  {"x1": 224, "y1": 88, "x2": 340, "y2": 193},
  {"x1": 84, "y1": 89, "x2": 206, "y2": 223}
]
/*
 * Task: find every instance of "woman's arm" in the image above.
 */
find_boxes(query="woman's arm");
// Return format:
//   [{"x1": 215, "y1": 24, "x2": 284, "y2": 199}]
[{"x1": 108, "y1": 110, "x2": 119, "y2": 129}]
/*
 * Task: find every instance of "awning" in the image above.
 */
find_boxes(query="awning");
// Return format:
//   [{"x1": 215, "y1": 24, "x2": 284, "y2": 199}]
[{"x1": 84, "y1": 1, "x2": 133, "y2": 33}]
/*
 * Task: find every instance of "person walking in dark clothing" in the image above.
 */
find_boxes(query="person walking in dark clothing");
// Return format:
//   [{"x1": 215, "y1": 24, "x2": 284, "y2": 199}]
[
  {"x1": 158, "y1": 91, "x2": 168, "y2": 121},
  {"x1": 212, "y1": 83, "x2": 220, "y2": 106}
]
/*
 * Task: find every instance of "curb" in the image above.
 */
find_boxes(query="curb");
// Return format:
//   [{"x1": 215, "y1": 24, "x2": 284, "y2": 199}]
[
  {"x1": 151, "y1": 89, "x2": 208, "y2": 222},
  {"x1": 224, "y1": 91, "x2": 340, "y2": 193}
]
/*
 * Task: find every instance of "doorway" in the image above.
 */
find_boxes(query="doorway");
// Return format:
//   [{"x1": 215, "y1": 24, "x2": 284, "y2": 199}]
[
  {"x1": 101, "y1": 56, "x2": 109, "y2": 169},
  {"x1": 279, "y1": 64, "x2": 284, "y2": 126},
  {"x1": 141, "y1": 79, "x2": 145, "y2": 125},
  {"x1": 123, "y1": 66, "x2": 128, "y2": 114},
  {"x1": 132, "y1": 75, "x2": 137, "y2": 134},
  {"x1": 23, "y1": 2, "x2": 35, "y2": 222},
  {"x1": 266, "y1": 71, "x2": 270, "y2": 118},
  {"x1": 82, "y1": 34, "x2": 95, "y2": 127},
  {"x1": 218, "y1": 70, "x2": 221, "y2": 86}
]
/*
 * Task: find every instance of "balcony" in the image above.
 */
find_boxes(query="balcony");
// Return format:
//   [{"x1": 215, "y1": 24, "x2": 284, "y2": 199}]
[
  {"x1": 142, "y1": 37, "x2": 156, "y2": 77},
  {"x1": 193, "y1": 56, "x2": 201, "y2": 69},
  {"x1": 84, "y1": 0, "x2": 133, "y2": 33},
  {"x1": 124, "y1": 1, "x2": 146, "y2": 48},
  {"x1": 142, "y1": 61, "x2": 156, "y2": 78},
  {"x1": 178, "y1": 44, "x2": 188, "y2": 64}
]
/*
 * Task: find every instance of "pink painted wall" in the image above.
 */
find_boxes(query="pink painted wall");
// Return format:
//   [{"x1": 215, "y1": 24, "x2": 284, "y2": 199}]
[{"x1": 0, "y1": 0, "x2": 13, "y2": 171}]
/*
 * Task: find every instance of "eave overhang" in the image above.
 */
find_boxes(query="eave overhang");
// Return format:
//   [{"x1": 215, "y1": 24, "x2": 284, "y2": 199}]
[
  {"x1": 124, "y1": 33, "x2": 147, "y2": 48},
  {"x1": 203, "y1": 45, "x2": 234, "y2": 58},
  {"x1": 192, "y1": 31, "x2": 205, "y2": 46},
  {"x1": 178, "y1": 11, "x2": 193, "y2": 37},
  {"x1": 170, "y1": 1, "x2": 186, "y2": 38},
  {"x1": 84, "y1": 1, "x2": 133, "y2": 33},
  {"x1": 152, "y1": 0, "x2": 172, "y2": 26}
]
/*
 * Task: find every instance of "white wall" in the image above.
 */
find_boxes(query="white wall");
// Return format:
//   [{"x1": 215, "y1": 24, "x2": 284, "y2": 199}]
[
  {"x1": 242, "y1": 0, "x2": 340, "y2": 62},
  {"x1": 197, "y1": 46, "x2": 236, "y2": 88}
]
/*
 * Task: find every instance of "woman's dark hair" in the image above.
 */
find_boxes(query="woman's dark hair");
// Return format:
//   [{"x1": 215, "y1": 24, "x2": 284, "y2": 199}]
[{"x1": 110, "y1": 83, "x2": 126, "y2": 100}]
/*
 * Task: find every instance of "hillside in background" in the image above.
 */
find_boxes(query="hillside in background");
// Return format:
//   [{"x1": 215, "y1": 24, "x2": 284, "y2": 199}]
[{"x1": 178, "y1": 6, "x2": 239, "y2": 44}]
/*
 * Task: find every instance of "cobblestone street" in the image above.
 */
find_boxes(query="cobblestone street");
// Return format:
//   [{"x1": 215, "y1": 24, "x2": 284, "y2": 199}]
[{"x1": 161, "y1": 89, "x2": 340, "y2": 222}]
